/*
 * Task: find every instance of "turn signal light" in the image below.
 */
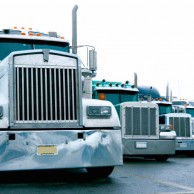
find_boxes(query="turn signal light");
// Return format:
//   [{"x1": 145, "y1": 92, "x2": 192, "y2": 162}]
[
  {"x1": 170, "y1": 124, "x2": 174, "y2": 130},
  {"x1": 99, "y1": 93, "x2": 105, "y2": 100}
]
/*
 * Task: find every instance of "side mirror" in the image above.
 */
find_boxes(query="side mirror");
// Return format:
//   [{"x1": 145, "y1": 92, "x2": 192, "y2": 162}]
[{"x1": 89, "y1": 50, "x2": 97, "y2": 71}]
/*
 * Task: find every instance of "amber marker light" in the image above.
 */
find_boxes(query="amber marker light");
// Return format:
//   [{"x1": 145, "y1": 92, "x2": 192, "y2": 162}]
[
  {"x1": 99, "y1": 93, "x2": 106, "y2": 100},
  {"x1": 170, "y1": 124, "x2": 174, "y2": 130}
]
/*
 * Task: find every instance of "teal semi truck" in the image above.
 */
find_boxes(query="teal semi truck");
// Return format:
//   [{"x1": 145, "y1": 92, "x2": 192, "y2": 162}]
[
  {"x1": 92, "y1": 79, "x2": 176, "y2": 161},
  {"x1": 138, "y1": 86, "x2": 194, "y2": 155},
  {"x1": 0, "y1": 5, "x2": 123, "y2": 177}
]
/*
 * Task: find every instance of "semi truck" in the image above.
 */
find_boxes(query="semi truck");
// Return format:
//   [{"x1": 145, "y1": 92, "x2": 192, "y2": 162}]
[
  {"x1": 0, "y1": 5, "x2": 123, "y2": 177},
  {"x1": 172, "y1": 99, "x2": 194, "y2": 155},
  {"x1": 138, "y1": 86, "x2": 194, "y2": 155},
  {"x1": 92, "y1": 79, "x2": 176, "y2": 161}
]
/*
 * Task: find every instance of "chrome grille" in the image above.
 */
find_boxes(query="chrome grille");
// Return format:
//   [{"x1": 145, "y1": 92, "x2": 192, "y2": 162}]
[
  {"x1": 14, "y1": 66, "x2": 78, "y2": 123},
  {"x1": 169, "y1": 116, "x2": 190, "y2": 137},
  {"x1": 124, "y1": 107, "x2": 157, "y2": 136}
]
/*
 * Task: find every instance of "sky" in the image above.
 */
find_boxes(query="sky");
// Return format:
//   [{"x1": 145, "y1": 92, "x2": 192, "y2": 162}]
[{"x1": 1, "y1": 0, "x2": 194, "y2": 100}]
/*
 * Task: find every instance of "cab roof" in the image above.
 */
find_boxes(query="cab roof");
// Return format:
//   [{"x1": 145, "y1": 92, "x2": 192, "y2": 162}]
[{"x1": 0, "y1": 28, "x2": 69, "y2": 44}]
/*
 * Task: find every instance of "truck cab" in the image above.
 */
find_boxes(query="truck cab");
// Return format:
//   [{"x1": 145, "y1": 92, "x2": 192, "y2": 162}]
[
  {"x1": 93, "y1": 80, "x2": 176, "y2": 161},
  {"x1": 0, "y1": 5, "x2": 123, "y2": 177},
  {"x1": 172, "y1": 100, "x2": 194, "y2": 154},
  {"x1": 139, "y1": 86, "x2": 194, "y2": 155}
]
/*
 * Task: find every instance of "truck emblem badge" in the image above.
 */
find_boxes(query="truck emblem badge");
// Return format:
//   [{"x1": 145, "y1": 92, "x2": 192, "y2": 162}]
[{"x1": 43, "y1": 49, "x2": 50, "y2": 62}]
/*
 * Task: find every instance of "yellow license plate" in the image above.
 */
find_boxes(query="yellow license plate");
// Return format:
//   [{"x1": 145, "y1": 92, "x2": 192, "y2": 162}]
[{"x1": 37, "y1": 145, "x2": 58, "y2": 155}]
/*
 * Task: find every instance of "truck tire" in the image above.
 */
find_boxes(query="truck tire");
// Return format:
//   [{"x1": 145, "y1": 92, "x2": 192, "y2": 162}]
[
  {"x1": 86, "y1": 166, "x2": 114, "y2": 178},
  {"x1": 155, "y1": 155, "x2": 169, "y2": 161}
]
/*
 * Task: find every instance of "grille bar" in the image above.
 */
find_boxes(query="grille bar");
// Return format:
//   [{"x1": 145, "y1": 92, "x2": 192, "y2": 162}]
[
  {"x1": 30, "y1": 68, "x2": 33, "y2": 120},
  {"x1": 67, "y1": 69, "x2": 70, "y2": 120},
  {"x1": 15, "y1": 66, "x2": 78, "y2": 123}
]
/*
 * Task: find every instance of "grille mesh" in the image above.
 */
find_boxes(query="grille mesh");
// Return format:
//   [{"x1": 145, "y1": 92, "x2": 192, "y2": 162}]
[
  {"x1": 169, "y1": 116, "x2": 190, "y2": 137},
  {"x1": 124, "y1": 107, "x2": 157, "y2": 136}
]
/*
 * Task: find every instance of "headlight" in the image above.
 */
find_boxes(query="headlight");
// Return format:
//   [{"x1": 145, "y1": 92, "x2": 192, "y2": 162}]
[
  {"x1": 87, "y1": 106, "x2": 111, "y2": 116},
  {"x1": 0, "y1": 106, "x2": 3, "y2": 119},
  {"x1": 159, "y1": 124, "x2": 173, "y2": 131}
]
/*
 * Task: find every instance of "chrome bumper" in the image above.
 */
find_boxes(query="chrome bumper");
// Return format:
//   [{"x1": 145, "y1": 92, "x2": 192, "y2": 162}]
[{"x1": 0, "y1": 129, "x2": 123, "y2": 171}]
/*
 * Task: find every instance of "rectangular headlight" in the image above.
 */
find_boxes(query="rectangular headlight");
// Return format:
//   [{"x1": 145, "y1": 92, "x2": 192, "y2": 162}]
[
  {"x1": 87, "y1": 106, "x2": 111, "y2": 116},
  {"x1": 0, "y1": 106, "x2": 3, "y2": 119},
  {"x1": 159, "y1": 124, "x2": 172, "y2": 131}
]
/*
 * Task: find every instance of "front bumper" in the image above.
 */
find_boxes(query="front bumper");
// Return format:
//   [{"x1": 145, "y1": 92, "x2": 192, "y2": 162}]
[
  {"x1": 122, "y1": 139, "x2": 175, "y2": 155},
  {"x1": 0, "y1": 129, "x2": 123, "y2": 171},
  {"x1": 175, "y1": 139, "x2": 194, "y2": 151}
]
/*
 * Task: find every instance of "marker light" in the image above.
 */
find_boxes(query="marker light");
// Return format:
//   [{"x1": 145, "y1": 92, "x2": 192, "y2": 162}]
[
  {"x1": 3, "y1": 27, "x2": 65, "y2": 40},
  {"x1": 170, "y1": 124, "x2": 174, "y2": 130},
  {"x1": 99, "y1": 93, "x2": 105, "y2": 100}
]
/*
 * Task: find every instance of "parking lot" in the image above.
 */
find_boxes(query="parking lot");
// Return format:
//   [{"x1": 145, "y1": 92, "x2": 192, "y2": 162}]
[{"x1": 0, "y1": 155, "x2": 194, "y2": 194}]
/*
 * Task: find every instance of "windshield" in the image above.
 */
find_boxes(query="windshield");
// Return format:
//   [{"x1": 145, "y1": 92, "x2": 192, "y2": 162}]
[
  {"x1": 0, "y1": 38, "x2": 69, "y2": 61},
  {"x1": 158, "y1": 104, "x2": 173, "y2": 114},
  {"x1": 186, "y1": 108, "x2": 194, "y2": 117},
  {"x1": 172, "y1": 101, "x2": 188, "y2": 106},
  {"x1": 189, "y1": 101, "x2": 194, "y2": 106},
  {"x1": 96, "y1": 90, "x2": 139, "y2": 105}
]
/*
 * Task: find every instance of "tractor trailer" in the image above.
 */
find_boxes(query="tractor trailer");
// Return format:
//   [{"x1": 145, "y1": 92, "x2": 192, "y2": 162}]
[
  {"x1": 0, "y1": 5, "x2": 123, "y2": 177},
  {"x1": 92, "y1": 79, "x2": 176, "y2": 161}
]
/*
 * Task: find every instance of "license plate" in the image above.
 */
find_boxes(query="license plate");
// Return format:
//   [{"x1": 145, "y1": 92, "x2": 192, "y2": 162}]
[
  {"x1": 136, "y1": 142, "x2": 147, "y2": 148},
  {"x1": 179, "y1": 143, "x2": 187, "y2": 148},
  {"x1": 37, "y1": 145, "x2": 58, "y2": 155}
]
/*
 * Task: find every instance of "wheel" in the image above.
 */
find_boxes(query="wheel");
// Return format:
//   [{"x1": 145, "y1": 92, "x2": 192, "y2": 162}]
[
  {"x1": 155, "y1": 155, "x2": 169, "y2": 161},
  {"x1": 86, "y1": 166, "x2": 114, "y2": 178}
]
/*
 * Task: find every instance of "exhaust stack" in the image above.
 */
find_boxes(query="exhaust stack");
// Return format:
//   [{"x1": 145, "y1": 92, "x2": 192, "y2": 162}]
[
  {"x1": 170, "y1": 89, "x2": 172, "y2": 102},
  {"x1": 134, "y1": 72, "x2": 138, "y2": 88},
  {"x1": 166, "y1": 83, "x2": 169, "y2": 101},
  {"x1": 72, "y1": 5, "x2": 78, "y2": 54}
]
